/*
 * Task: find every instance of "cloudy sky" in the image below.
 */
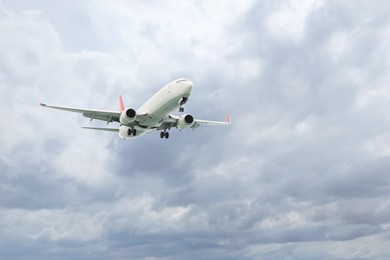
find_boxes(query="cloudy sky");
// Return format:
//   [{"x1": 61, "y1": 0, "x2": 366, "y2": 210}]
[{"x1": 1, "y1": 0, "x2": 390, "y2": 259}]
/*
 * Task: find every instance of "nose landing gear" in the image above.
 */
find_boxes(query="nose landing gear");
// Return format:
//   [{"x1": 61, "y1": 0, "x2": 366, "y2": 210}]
[{"x1": 178, "y1": 97, "x2": 188, "y2": 112}]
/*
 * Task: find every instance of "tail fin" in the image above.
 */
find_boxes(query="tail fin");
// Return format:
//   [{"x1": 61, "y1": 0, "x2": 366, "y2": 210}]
[{"x1": 119, "y1": 96, "x2": 125, "y2": 111}]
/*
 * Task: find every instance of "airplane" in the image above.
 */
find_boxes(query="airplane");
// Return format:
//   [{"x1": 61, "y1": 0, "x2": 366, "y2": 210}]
[{"x1": 40, "y1": 78, "x2": 230, "y2": 139}]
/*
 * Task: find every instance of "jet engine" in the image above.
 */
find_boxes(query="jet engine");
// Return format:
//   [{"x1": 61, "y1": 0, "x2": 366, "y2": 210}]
[
  {"x1": 120, "y1": 108, "x2": 137, "y2": 125},
  {"x1": 177, "y1": 114, "x2": 194, "y2": 129}
]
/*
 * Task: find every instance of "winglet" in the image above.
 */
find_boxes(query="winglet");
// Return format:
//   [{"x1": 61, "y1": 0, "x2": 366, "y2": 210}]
[
  {"x1": 40, "y1": 102, "x2": 47, "y2": 107},
  {"x1": 119, "y1": 96, "x2": 125, "y2": 111},
  {"x1": 227, "y1": 113, "x2": 231, "y2": 124}
]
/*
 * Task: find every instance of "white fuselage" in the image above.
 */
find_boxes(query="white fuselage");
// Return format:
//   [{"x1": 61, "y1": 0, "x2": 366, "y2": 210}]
[
  {"x1": 137, "y1": 78, "x2": 193, "y2": 126},
  {"x1": 119, "y1": 78, "x2": 193, "y2": 138}
]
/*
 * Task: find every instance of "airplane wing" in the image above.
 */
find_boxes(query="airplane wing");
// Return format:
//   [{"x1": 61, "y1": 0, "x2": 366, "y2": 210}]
[
  {"x1": 158, "y1": 114, "x2": 231, "y2": 130},
  {"x1": 191, "y1": 114, "x2": 231, "y2": 129},
  {"x1": 40, "y1": 103, "x2": 121, "y2": 124},
  {"x1": 191, "y1": 119, "x2": 229, "y2": 129},
  {"x1": 82, "y1": 127, "x2": 119, "y2": 132}
]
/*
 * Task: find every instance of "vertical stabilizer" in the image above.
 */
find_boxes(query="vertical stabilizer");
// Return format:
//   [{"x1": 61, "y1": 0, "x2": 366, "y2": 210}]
[{"x1": 119, "y1": 96, "x2": 125, "y2": 111}]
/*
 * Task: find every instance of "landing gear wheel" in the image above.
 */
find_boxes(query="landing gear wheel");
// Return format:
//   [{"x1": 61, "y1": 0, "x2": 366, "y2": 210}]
[
  {"x1": 160, "y1": 132, "x2": 165, "y2": 138},
  {"x1": 128, "y1": 128, "x2": 137, "y2": 136},
  {"x1": 165, "y1": 132, "x2": 169, "y2": 139},
  {"x1": 179, "y1": 107, "x2": 184, "y2": 112}
]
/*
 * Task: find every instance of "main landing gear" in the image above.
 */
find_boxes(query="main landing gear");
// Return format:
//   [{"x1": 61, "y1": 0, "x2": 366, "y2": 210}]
[
  {"x1": 179, "y1": 107, "x2": 184, "y2": 112},
  {"x1": 127, "y1": 128, "x2": 137, "y2": 136},
  {"x1": 160, "y1": 131, "x2": 169, "y2": 139}
]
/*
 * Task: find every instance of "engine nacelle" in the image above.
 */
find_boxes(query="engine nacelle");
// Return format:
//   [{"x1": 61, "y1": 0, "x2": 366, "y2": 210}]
[
  {"x1": 119, "y1": 125, "x2": 146, "y2": 139},
  {"x1": 120, "y1": 108, "x2": 137, "y2": 125},
  {"x1": 177, "y1": 114, "x2": 194, "y2": 129}
]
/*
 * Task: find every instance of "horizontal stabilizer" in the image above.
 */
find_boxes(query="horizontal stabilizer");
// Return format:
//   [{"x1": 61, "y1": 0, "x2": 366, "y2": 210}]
[{"x1": 82, "y1": 127, "x2": 119, "y2": 132}]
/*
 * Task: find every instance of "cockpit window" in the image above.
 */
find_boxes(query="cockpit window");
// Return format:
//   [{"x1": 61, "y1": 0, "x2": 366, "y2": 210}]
[{"x1": 176, "y1": 79, "x2": 188, "y2": 83}]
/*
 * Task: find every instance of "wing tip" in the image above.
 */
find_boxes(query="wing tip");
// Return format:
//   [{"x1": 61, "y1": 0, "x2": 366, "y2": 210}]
[
  {"x1": 40, "y1": 102, "x2": 47, "y2": 107},
  {"x1": 227, "y1": 113, "x2": 231, "y2": 124}
]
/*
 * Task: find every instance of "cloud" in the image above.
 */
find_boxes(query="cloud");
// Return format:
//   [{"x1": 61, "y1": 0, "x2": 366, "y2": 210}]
[
  {"x1": 1, "y1": 0, "x2": 390, "y2": 259},
  {"x1": 267, "y1": 0, "x2": 324, "y2": 42}
]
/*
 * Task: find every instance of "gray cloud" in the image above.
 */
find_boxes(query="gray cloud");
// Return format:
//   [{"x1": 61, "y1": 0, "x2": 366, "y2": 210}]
[{"x1": 1, "y1": 0, "x2": 390, "y2": 259}]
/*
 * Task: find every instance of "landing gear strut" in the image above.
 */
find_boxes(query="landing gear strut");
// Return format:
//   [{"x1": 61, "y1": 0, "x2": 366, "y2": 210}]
[{"x1": 179, "y1": 97, "x2": 188, "y2": 112}]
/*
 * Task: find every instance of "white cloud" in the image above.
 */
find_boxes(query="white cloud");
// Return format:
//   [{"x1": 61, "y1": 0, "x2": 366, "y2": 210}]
[{"x1": 267, "y1": 0, "x2": 323, "y2": 42}]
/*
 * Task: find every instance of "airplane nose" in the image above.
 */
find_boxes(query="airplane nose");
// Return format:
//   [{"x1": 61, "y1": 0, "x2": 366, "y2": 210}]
[
  {"x1": 187, "y1": 81, "x2": 193, "y2": 90},
  {"x1": 184, "y1": 80, "x2": 193, "y2": 94},
  {"x1": 176, "y1": 78, "x2": 193, "y2": 95}
]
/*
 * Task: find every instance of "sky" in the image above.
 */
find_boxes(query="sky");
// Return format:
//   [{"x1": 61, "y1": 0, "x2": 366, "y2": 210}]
[{"x1": 1, "y1": 0, "x2": 390, "y2": 259}]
